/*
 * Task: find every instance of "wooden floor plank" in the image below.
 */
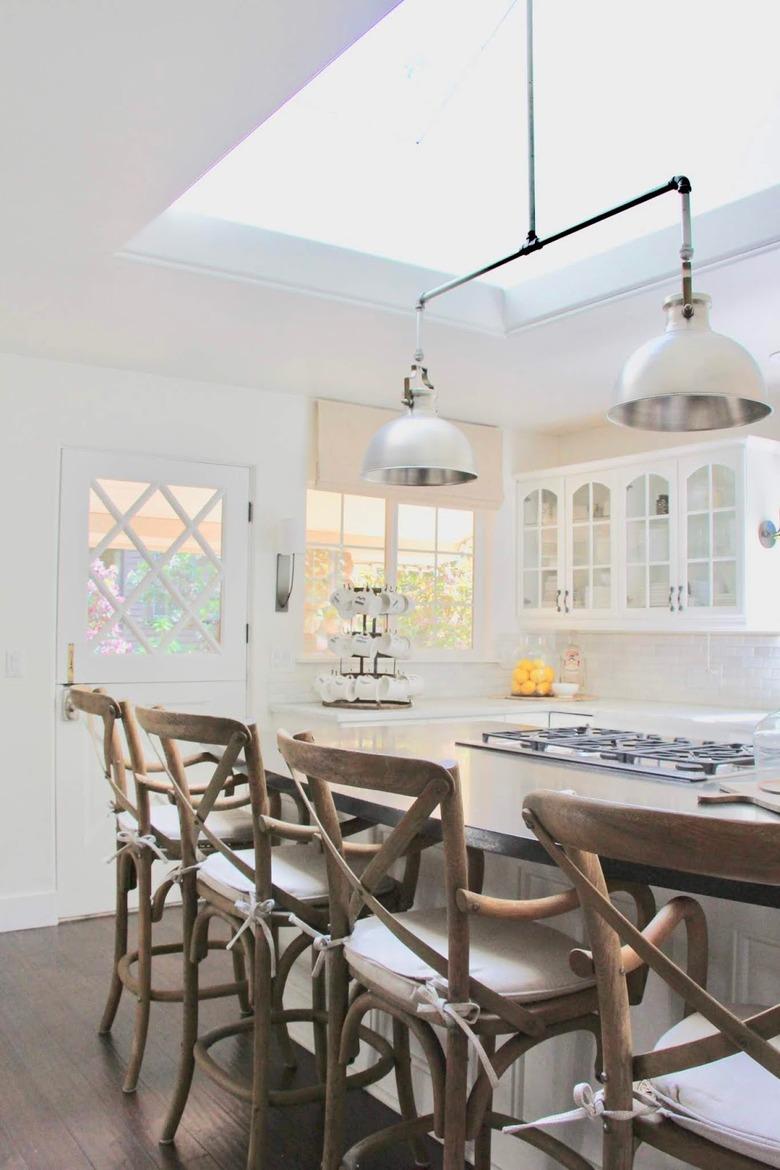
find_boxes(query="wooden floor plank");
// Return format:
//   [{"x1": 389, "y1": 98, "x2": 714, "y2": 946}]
[{"x1": 0, "y1": 911, "x2": 440, "y2": 1169}]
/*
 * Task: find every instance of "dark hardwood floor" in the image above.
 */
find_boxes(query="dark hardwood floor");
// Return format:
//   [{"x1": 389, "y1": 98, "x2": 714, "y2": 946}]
[{"x1": 0, "y1": 910, "x2": 441, "y2": 1170}]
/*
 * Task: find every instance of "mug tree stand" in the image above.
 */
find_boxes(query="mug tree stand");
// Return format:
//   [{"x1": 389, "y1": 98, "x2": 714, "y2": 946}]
[{"x1": 323, "y1": 587, "x2": 412, "y2": 710}]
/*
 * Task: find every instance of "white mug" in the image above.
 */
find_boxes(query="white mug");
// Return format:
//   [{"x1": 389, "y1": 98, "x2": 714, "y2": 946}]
[
  {"x1": 376, "y1": 632, "x2": 411, "y2": 659},
  {"x1": 351, "y1": 590, "x2": 382, "y2": 616},
  {"x1": 330, "y1": 587, "x2": 356, "y2": 617},
  {"x1": 402, "y1": 673, "x2": 424, "y2": 696},
  {"x1": 327, "y1": 675, "x2": 354, "y2": 702},
  {"x1": 376, "y1": 676, "x2": 410, "y2": 703},
  {"x1": 354, "y1": 676, "x2": 379, "y2": 702},
  {"x1": 386, "y1": 592, "x2": 412, "y2": 614},
  {"x1": 327, "y1": 635, "x2": 352, "y2": 657},
  {"x1": 350, "y1": 632, "x2": 376, "y2": 656}
]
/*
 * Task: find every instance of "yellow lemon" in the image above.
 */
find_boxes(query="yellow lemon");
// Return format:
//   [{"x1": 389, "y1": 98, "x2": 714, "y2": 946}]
[
  {"x1": 512, "y1": 668, "x2": 530, "y2": 686},
  {"x1": 530, "y1": 667, "x2": 546, "y2": 683},
  {"x1": 516, "y1": 658, "x2": 534, "y2": 672},
  {"x1": 519, "y1": 679, "x2": 536, "y2": 695},
  {"x1": 530, "y1": 658, "x2": 545, "y2": 670},
  {"x1": 543, "y1": 666, "x2": 555, "y2": 683},
  {"x1": 535, "y1": 681, "x2": 552, "y2": 696}
]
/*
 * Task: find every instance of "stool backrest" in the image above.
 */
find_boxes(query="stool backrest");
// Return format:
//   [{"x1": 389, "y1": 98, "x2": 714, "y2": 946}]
[
  {"x1": 277, "y1": 729, "x2": 544, "y2": 1033},
  {"x1": 523, "y1": 789, "x2": 780, "y2": 1105},
  {"x1": 134, "y1": 706, "x2": 267, "y2": 895},
  {"x1": 68, "y1": 685, "x2": 134, "y2": 814}
]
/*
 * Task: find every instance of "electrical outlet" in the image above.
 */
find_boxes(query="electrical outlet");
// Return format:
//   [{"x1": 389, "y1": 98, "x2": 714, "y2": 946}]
[
  {"x1": 270, "y1": 648, "x2": 295, "y2": 670},
  {"x1": 4, "y1": 650, "x2": 24, "y2": 678}
]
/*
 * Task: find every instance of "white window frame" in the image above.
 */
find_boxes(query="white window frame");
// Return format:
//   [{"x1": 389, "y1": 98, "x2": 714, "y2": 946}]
[{"x1": 300, "y1": 493, "x2": 489, "y2": 664}]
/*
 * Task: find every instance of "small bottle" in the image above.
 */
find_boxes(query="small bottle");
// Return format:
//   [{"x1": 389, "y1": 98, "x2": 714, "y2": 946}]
[
  {"x1": 753, "y1": 709, "x2": 780, "y2": 770},
  {"x1": 560, "y1": 641, "x2": 585, "y2": 690}
]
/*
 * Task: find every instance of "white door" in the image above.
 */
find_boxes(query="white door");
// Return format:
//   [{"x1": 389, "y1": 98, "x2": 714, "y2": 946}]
[
  {"x1": 677, "y1": 448, "x2": 744, "y2": 619},
  {"x1": 56, "y1": 449, "x2": 251, "y2": 918},
  {"x1": 616, "y1": 460, "x2": 679, "y2": 619}
]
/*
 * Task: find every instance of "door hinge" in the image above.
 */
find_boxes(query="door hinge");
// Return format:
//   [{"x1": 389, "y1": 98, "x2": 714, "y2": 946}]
[
  {"x1": 245, "y1": 623, "x2": 250, "y2": 644},
  {"x1": 248, "y1": 501, "x2": 253, "y2": 522}
]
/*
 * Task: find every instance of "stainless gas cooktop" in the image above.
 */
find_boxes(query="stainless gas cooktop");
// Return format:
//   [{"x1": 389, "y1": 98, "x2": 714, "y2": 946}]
[{"x1": 459, "y1": 725, "x2": 756, "y2": 783}]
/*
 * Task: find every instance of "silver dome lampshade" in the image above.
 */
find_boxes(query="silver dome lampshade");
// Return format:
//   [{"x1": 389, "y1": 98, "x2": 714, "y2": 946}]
[
  {"x1": 609, "y1": 293, "x2": 771, "y2": 431},
  {"x1": 361, "y1": 363, "x2": 476, "y2": 487}
]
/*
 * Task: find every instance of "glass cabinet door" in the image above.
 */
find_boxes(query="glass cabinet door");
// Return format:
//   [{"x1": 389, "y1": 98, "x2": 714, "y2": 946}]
[
  {"x1": 517, "y1": 480, "x2": 564, "y2": 613},
  {"x1": 679, "y1": 453, "x2": 742, "y2": 612},
  {"x1": 566, "y1": 475, "x2": 615, "y2": 612},
  {"x1": 622, "y1": 466, "x2": 676, "y2": 612}
]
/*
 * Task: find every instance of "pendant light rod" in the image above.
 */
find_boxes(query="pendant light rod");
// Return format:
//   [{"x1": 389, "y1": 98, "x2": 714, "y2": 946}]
[
  {"x1": 678, "y1": 175, "x2": 694, "y2": 317},
  {"x1": 417, "y1": 174, "x2": 690, "y2": 310},
  {"x1": 526, "y1": 0, "x2": 537, "y2": 243}
]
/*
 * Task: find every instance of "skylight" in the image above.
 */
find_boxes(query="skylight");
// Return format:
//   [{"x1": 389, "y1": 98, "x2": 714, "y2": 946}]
[{"x1": 172, "y1": 0, "x2": 780, "y2": 289}]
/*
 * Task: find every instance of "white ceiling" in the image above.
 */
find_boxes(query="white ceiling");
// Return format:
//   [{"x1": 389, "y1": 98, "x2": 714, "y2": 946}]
[{"x1": 2, "y1": 0, "x2": 779, "y2": 434}]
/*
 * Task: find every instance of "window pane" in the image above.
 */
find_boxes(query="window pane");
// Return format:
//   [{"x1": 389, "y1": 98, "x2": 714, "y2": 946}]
[
  {"x1": 626, "y1": 476, "x2": 645, "y2": 519},
  {"x1": 687, "y1": 562, "x2": 711, "y2": 607},
  {"x1": 306, "y1": 489, "x2": 341, "y2": 545},
  {"x1": 688, "y1": 513, "x2": 710, "y2": 560},
  {"x1": 541, "y1": 570, "x2": 558, "y2": 609},
  {"x1": 342, "y1": 547, "x2": 385, "y2": 587},
  {"x1": 540, "y1": 527, "x2": 557, "y2": 567},
  {"x1": 648, "y1": 517, "x2": 669, "y2": 563},
  {"x1": 343, "y1": 494, "x2": 385, "y2": 549},
  {"x1": 572, "y1": 568, "x2": 589, "y2": 609},
  {"x1": 522, "y1": 571, "x2": 539, "y2": 609},
  {"x1": 593, "y1": 522, "x2": 610, "y2": 565},
  {"x1": 713, "y1": 510, "x2": 736, "y2": 558},
  {"x1": 437, "y1": 508, "x2": 473, "y2": 554},
  {"x1": 523, "y1": 489, "x2": 539, "y2": 527},
  {"x1": 572, "y1": 485, "x2": 589, "y2": 522},
  {"x1": 523, "y1": 528, "x2": 539, "y2": 569},
  {"x1": 592, "y1": 482, "x2": 610, "y2": 520},
  {"x1": 712, "y1": 464, "x2": 736, "y2": 509},
  {"x1": 572, "y1": 525, "x2": 589, "y2": 567},
  {"x1": 713, "y1": 560, "x2": 737, "y2": 607},
  {"x1": 649, "y1": 563, "x2": 671, "y2": 608},
  {"x1": 687, "y1": 466, "x2": 709, "y2": 511},
  {"x1": 626, "y1": 520, "x2": 645, "y2": 564},
  {"x1": 626, "y1": 565, "x2": 646, "y2": 608},
  {"x1": 540, "y1": 489, "x2": 557, "y2": 525},
  {"x1": 592, "y1": 567, "x2": 611, "y2": 608},
  {"x1": 649, "y1": 475, "x2": 670, "y2": 517},
  {"x1": 398, "y1": 504, "x2": 436, "y2": 551},
  {"x1": 303, "y1": 546, "x2": 341, "y2": 654}
]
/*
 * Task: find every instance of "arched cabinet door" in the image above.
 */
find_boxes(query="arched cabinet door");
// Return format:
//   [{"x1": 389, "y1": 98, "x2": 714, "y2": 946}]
[
  {"x1": 677, "y1": 449, "x2": 743, "y2": 616},
  {"x1": 565, "y1": 471, "x2": 617, "y2": 616},
  {"x1": 516, "y1": 478, "x2": 566, "y2": 616},
  {"x1": 618, "y1": 461, "x2": 678, "y2": 615}
]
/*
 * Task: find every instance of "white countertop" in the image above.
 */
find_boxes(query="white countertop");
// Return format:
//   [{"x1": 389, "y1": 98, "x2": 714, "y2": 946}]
[{"x1": 269, "y1": 695, "x2": 769, "y2": 741}]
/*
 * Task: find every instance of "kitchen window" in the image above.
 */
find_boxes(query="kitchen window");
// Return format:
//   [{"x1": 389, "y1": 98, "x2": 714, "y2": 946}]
[{"x1": 303, "y1": 489, "x2": 482, "y2": 658}]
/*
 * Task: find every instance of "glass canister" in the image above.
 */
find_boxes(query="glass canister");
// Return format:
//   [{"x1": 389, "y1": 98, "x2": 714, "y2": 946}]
[
  {"x1": 560, "y1": 640, "x2": 586, "y2": 690},
  {"x1": 753, "y1": 709, "x2": 780, "y2": 770},
  {"x1": 511, "y1": 633, "x2": 555, "y2": 696}
]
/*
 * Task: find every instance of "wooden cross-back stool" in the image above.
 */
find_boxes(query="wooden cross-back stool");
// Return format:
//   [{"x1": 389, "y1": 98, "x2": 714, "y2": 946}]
[
  {"x1": 523, "y1": 789, "x2": 780, "y2": 1170},
  {"x1": 68, "y1": 685, "x2": 255, "y2": 1093},
  {"x1": 276, "y1": 729, "x2": 659, "y2": 1170},
  {"x1": 137, "y1": 709, "x2": 418, "y2": 1170}
]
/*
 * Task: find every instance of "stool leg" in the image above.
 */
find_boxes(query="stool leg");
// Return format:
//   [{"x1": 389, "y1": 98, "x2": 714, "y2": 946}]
[
  {"x1": 392, "y1": 1018, "x2": 431, "y2": 1167},
  {"x1": 160, "y1": 870, "x2": 200, "y2": 1143},
  {"x1": 123, "y1": 851, "x2": 152, "y2": 1093},
  {"x1": 231, "y1": 933, "x2": 252, "y2": 1016},
  {"x1": 312, "y1": 950, "x2": 328, "y2": 1084},
  {"x1": 321, "y1": 951, "x2": 349, "y2": 1170},
  {"x1": 442, "y1": 1030, "x2": 469, "y2": 1170},
  {"x1": 473, "y1": 1035, "x2": 496, "y2": 1170},
  {"x1": 247, "y1": 929, "x2": 271, "y2": 1170},
  {"x1": 99, "y1": 849, "x2": 130, "y2": 1035}
]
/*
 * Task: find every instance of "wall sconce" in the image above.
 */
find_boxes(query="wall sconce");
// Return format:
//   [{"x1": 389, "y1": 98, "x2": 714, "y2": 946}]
[
  {"x1": 759, "y1": 516, "x2": 779, "y2": 549},
  {"x1": 275, "y1": 517, "x2": 304, "y2": 612}
]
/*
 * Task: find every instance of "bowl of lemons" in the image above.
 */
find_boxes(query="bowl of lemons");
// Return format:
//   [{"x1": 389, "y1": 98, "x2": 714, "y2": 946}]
[{"x1": 511, "y1": 658, "x2": 556, "y2": 697}]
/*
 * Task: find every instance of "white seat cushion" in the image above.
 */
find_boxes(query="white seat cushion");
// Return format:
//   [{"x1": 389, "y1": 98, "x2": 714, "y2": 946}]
[
  {"x1": 199, "y1": 844, "x2": 394, "y2": 906},
  {"x1": 117, "y1": 804, "x2": 254, "y2": 843},
  {"x1": 343, "y1": 907, "x2": 594, "y2": 1007},
  {"x1": 651, "y1": 1005, "x2": 780, "y2": 1167}
]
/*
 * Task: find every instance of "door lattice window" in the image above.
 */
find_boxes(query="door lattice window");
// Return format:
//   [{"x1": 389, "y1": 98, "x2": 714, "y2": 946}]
[{"x1": 87, "y1": 478, "x2": 224, "y2": 656}]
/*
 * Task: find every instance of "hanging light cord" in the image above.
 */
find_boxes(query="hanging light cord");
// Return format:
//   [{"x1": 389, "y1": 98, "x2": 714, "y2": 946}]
[{"x1": 414, "y1": 0, "x2": 694, "y2": 319}]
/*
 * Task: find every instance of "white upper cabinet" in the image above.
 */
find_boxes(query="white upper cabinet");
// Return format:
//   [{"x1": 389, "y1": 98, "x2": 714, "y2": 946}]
[{"x1": 516, "y1": 437, "x2": 780, "y2": 631}]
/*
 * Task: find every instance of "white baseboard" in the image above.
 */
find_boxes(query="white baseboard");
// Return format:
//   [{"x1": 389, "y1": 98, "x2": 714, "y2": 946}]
[{"x1": 0, "y1": 890, "x2": 58, "y2": 932}]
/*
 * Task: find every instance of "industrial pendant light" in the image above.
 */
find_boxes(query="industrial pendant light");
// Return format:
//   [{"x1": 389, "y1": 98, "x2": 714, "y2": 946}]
[
  {"x1": 362, "y1": 0, "x2": 770, "y2": 485},
  {"x1": 608, "y1": 183, "x2": 771, "y2": 430},
  {"x1": 361, "y1": 305, "x2": 477, "y2": 485}
]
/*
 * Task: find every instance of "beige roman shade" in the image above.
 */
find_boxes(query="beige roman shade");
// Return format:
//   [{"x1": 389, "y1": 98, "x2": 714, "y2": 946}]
[{"x1": 313, "y1": 399, "x2": 504, "y2": 509}]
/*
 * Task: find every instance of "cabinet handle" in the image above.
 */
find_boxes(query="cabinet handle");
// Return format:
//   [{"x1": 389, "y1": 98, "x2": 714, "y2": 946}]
[
  {"x1": 564, "y1": 589, "x2": 570, "y2": 613},
  {"x1": 556, "y1": 588, "x2": 562, "y2": 613},
  {"x1": 677, "y1": 584, "x2": 684, "y2": 612},
  {"x1": 668, "y1": 586, "x2": 675, "y2": 612}
]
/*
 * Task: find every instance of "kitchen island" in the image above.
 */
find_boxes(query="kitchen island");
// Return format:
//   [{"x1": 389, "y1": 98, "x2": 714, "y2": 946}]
[{"x1": 264, "y1": 711, "x2": 780, "y2": 1170}]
